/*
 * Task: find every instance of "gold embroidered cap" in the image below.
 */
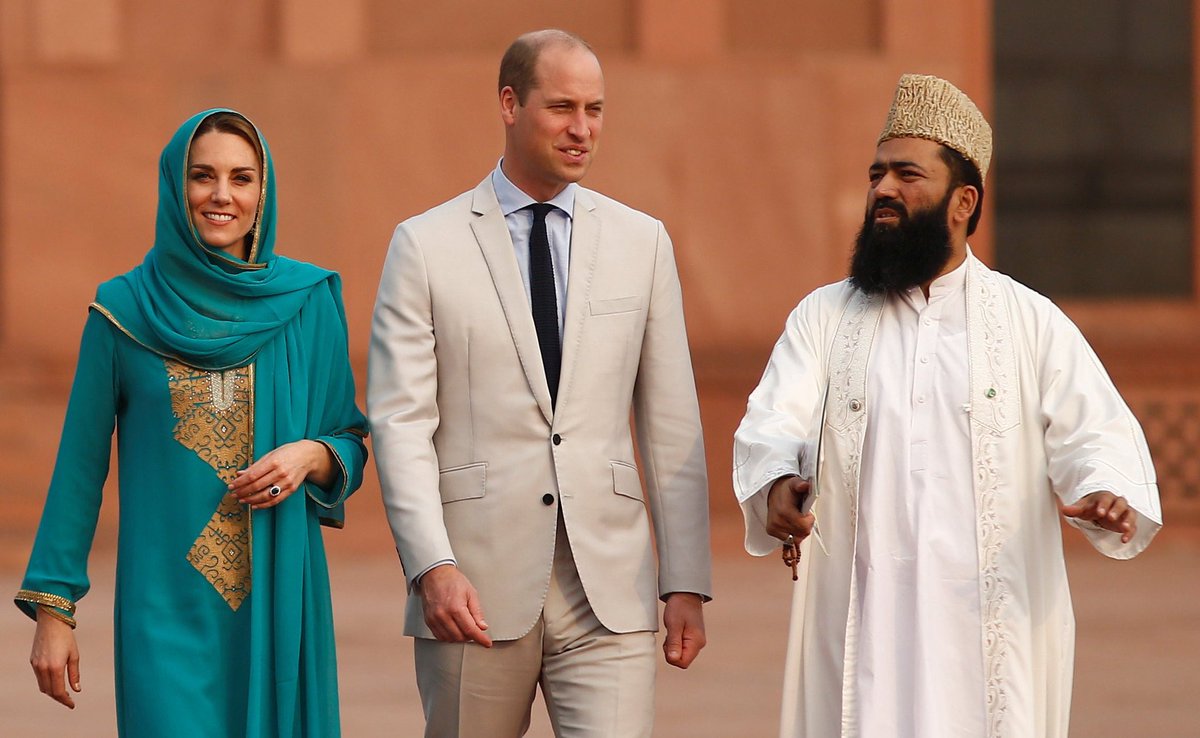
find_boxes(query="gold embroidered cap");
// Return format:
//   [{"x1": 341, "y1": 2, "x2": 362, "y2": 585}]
[{"x1": 878, "y1": 73, "x2": 992, "y2": 180}]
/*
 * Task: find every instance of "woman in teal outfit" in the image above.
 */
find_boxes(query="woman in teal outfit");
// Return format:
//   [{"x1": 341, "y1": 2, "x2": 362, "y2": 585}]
[{"x1": 16, "y1": 109, "x2": 368, "y2": 737}]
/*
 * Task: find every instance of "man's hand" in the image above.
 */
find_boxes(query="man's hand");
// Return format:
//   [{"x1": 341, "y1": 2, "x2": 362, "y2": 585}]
[
  {"x1": 1062, "y1": 491, "x2": 1138, "y2": 544},
  {"x1": 418, "y1": 564, "x2": 493, "y2": 647},
  {"x1": 662, "y1": 592, "x2": 706, "y2": 669},
  {"x1": 766, "y1": 475, "x2": 815, "y2": 543},
  {"x1": 30, "y1": 610, "x2": 81, "y2": 709}
]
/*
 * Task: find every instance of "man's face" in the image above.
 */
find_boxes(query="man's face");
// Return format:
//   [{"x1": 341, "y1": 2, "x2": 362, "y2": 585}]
[
  {"x1": 849, "y1": 138, "x2": 958, "y2": 293},
  {"x1": 500, "y1": 44, "x2": 604, "y2": 202},
  {"x1": 865, "y1": 137, "x2": 954, "y2": 230}
]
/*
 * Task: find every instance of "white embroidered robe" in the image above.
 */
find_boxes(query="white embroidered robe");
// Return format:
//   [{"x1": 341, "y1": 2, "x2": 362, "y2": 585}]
[{"x1": 733, "y1": 254, "x2": 1162, "y2": 738}]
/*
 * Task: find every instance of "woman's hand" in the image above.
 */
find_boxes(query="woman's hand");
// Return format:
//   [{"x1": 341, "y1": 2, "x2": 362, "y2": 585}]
[
  {"x1": 31, "y1": 609, "x2": 81, "y2": 708},
  {"x1": 227, "y1": 440, "x2": 335, "y2": 509}
]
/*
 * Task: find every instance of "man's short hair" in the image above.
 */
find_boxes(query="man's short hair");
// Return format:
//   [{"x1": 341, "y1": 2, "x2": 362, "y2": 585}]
[
  {"x1": 939, "y1": 144, "x2": 985, "y2": 236},
  {"x1": 498, "y1": 29, "x2": 594, "y2": 105}
]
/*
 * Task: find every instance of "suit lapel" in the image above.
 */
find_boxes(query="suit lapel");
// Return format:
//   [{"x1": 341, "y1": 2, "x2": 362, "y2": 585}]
[
  {"x1": 469, "y1": 178, "x2": 554, "y2": 423},
  {"x1": 557, "y1": 188, "x2": 601, "y2": 413}
]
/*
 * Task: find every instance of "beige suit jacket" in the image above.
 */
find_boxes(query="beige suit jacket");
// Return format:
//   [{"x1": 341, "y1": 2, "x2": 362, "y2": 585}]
[{"x1": 368, "y1": 176, "x2": 711, "y2": 640}]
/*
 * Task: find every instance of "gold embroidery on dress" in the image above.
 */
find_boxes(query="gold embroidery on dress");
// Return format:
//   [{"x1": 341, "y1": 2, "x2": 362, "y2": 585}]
[
  {"x1": 16, "y1": 590, "x2": 79, "y2": 627},
  {"x1": 165, "y1": 359, "x2": 253, "y2": 610},
  {"x1": 186, "y1": 496, "x2": 251, "y2": 610},
  {"x1": 15, "y1": 589, "x2": 76, "y2": 614}
]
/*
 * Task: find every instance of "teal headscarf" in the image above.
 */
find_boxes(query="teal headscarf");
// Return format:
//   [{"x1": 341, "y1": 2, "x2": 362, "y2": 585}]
[{"x1": 95, "y1": 107, "x2": 333, "y2": 369}]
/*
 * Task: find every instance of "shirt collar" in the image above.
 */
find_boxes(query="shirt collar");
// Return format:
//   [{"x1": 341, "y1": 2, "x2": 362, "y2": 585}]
[
  {"x1": 896, "y1": 245, "x2": 971, "y2": 309},
  {"x1": 927, "y1": 247, "x2": 969, "y2": 298},
  {"x1": 492, "y1": 159, "x2": 577, "y2": 218}
]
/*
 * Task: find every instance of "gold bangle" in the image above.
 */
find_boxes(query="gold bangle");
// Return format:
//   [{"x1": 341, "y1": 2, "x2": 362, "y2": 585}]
[{"x1": 36, "y1": 605, "x2": 77, "y2": 629}]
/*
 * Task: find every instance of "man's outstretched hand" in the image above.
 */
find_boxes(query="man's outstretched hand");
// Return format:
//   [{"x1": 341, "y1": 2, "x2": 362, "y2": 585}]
[{"x1": 1062, "y1": 491, "x2": 1137, "y2": 544}]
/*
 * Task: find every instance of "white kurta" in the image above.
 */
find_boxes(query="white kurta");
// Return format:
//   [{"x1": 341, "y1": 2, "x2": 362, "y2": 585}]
[
  {"x1": 857, "y1": 258, "x2": 984, "y2": 737},
  {"x1": 733, "y1": 254, "x2": 1161, "y2": 738}
]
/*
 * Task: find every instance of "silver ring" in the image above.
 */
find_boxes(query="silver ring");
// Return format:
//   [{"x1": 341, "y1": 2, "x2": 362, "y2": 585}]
[{"x1": 268, "y1": 485, "x2": 282, "y2": 497}]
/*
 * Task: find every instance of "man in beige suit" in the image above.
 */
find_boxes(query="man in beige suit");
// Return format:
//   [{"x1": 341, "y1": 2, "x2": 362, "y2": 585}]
[{"x1": 368, "y1": 29, "x2": 712, "y2": 737}]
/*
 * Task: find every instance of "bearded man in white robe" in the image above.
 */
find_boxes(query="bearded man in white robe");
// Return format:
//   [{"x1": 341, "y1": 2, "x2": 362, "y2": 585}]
[{"x1": 733, "y1": 74, "x2": 1161, "y2": 738}]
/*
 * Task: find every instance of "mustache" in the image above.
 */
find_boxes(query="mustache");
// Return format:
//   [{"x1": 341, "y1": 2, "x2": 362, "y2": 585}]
[{"x1": 871, "y1": 198, "x2": 908, "y2": 219}]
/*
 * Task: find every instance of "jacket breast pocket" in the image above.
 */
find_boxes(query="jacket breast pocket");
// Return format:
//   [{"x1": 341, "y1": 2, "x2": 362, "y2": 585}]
[
  {"x1": 968, "y1": 385, "x2": 1021, "y2": 435},
  {"x1": 438, "y1": 462, "x2": 487, "y2": 504},
  {"x1": 590, "y1": 296, "x2": 643, "y2": 316},
  {"x1": 611, "y1": 461, "x2": 644, "y2": 502}
]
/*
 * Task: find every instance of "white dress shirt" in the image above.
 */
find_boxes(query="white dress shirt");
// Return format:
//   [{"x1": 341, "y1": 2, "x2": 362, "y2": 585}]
[{"x1": 492, "y1": 161, "x2": 575, "y2": 340}]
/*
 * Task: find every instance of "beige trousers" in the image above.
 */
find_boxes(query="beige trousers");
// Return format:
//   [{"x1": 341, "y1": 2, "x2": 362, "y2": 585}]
[{"x1": 414, "y1": 520, "x2": 657, "y2": 738}]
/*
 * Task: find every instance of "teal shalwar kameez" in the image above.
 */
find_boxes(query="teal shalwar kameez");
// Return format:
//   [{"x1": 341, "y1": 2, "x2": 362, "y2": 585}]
[{"x1": 15, "y1": 109, "x2": 368, "y2": 737}]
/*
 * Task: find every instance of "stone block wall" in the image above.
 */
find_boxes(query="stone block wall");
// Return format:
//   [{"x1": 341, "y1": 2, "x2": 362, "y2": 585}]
[{"x1": 3, "y1": 0, "x2": 1196, "y2": 520}]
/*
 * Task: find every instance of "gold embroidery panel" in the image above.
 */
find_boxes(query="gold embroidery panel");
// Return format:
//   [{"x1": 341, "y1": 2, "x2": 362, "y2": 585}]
[
  {"x1": 165, "y1": 359, "x2": 253, "y2": 610},
  {"x1": 165, "y1": 360, "x2": 252, "y2": 485},
  {"x1": 186, "y1": 495, "x2": 251, "y2": 611}
]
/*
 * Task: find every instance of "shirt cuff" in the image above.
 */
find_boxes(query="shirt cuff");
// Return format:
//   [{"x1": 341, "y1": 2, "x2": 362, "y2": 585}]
[{"x1": 412, "y1": 559, "x2": 457, "y2": 589}]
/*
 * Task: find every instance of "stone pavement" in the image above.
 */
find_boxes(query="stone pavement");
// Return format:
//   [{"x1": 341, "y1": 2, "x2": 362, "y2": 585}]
[{"x1": 1, "y1": 365, "x2": 1197, "y2": 736}]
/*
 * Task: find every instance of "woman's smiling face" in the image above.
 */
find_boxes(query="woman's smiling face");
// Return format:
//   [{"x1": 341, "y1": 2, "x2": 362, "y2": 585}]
[{"x1": 186, "y1": 130, "x2": 261, "y2": 258}]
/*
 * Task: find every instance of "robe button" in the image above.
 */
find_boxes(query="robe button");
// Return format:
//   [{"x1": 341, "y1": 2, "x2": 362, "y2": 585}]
[
  {"x1": 849, "y1": 399, "x2": 863, "y2": 412},
  {"x1": 542, "y1": 493, "x2": 555, "y2": 506}
]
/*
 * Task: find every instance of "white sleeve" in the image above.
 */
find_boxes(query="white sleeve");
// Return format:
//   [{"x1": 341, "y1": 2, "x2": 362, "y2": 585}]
[
  {"x1": 1036, "y1": 300, "x2": 1162, "y2": 559},
  {"x1": 733, "y1": 293, "x2": 829, "y2": 556}
]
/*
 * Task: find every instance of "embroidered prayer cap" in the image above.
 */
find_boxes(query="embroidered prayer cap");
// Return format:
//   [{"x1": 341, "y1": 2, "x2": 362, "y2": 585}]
[{"x1": 877, "y1": 74, "x2": 993, "y2": 180}]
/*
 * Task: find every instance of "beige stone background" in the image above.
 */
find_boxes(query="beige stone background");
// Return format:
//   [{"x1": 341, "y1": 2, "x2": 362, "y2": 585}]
[{"x1": 1, "y1": 1, "x2": 1198, "y2": 735}]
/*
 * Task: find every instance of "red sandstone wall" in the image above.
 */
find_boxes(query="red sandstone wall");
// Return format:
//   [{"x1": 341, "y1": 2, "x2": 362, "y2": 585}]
[
  {"x1": 0, "y1": 0, "x2": 992, "y2": 370},
  {"x1": 4, "y1": 2, "x2": 1197, "y2": 517}
]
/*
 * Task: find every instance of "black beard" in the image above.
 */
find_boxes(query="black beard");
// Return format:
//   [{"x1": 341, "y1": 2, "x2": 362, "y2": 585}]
[{"x1": 848, "y1": 191, "x2": 954, "y2": 294}]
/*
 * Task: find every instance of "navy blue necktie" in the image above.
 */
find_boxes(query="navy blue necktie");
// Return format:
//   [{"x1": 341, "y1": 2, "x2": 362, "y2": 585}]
[{"x1": 527, "y1": 203, "x2": 561, "y2": 408}]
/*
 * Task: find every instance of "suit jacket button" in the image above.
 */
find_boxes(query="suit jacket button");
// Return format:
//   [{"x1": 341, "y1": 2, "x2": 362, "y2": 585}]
[
  {"x1": 552, "y1": 434, "x2": 562, "y2": 445},
  {"x1": 542, "y1": 493, "x2": 555, "y2": 506}
]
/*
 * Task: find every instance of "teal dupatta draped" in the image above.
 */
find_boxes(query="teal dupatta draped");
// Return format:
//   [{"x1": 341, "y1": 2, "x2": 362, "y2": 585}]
[
  {"x1": 17, "y1": 110, "x2": 368, "y2": 736},
  {"x1": 96, "y1": 108, "x2": 331, "y2": 371}
]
